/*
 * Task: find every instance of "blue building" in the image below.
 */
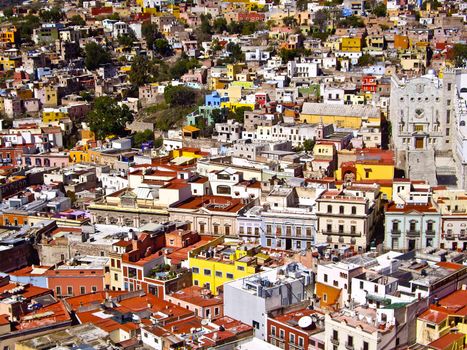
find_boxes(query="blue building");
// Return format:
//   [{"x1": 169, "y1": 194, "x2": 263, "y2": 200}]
[{"x1": 205, "y1": 91, "x2": 229, "y2": 108}]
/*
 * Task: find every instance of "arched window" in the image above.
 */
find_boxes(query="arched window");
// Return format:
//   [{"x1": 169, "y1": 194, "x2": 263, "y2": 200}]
[{"x1": 351, "y1": 206, "x2": 357, "y2": 215}]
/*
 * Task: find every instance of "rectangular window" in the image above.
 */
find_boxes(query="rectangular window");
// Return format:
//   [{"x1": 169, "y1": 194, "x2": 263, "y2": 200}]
[
  {"x1": 296, "y1": 227, "x2": 302, "y2": 236},
  {"x1": 237, "y1": 266, "x2": 245, "y2": 271},
  {"x1": 298, "y1": 337, "x2": 304, "y2": 347},
  {"x1": 289, "y1": 333, "x2": 295, "y2": 344},
  {"x1": 204, "y1": 269, "x2": 211, "y2": 276},
  {"x1": 192, "y1": 267, "x2": 199, "y2": 274},
  {"x1": 286, "y1": 226, "x2": 292, "y2": 236},
  {"x1": 56, "y1": 286, "x2": 61, "y2": 296},
  {"x1": 279, "y1": 329, "x2": 285, "y2": 339},
  {"x1": 271, "y1": 325, "x2": 276, "y2": 336},
  {"x1": 67, "y1": 286, "x2": 73, "y2": 296},
  {"x1": 114, "y1": 273, "x2": 118, "y2": 281},
  {"x1": 324, "y1": 274, "x2": 328, "y2": 283},
  {"x1": 267, "y1": 224, "x2": 272, "y2": 234},
  {"x1": 226, "y1": 273, "x2": 234, "y2": 279},
  {"x1": 80, "y1": 286, "x2": 86, "y2": 295},
  {"x1": 215, "y1": 271, "x2": 222, "y2": 278},
  {"x1": 91, "y1": 286, "x2": 97, "y2": 292}
]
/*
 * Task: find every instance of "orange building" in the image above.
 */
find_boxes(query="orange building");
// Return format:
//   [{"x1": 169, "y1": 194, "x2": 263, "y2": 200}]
[
  {"x1": 46, "y1": 268, "x2": 105, "y2": 297},
  {"x1": 394, "y1": 34, "x2": 409, "y2": 50}
]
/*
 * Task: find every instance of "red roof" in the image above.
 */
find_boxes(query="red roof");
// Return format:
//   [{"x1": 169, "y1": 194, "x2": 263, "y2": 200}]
[{"x1": 428, "y1": 332, "x2": 464, "y2": 350}]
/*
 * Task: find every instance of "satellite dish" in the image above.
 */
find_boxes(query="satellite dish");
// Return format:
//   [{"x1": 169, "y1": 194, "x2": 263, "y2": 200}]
[{"x1": 298, "y1": 316, "x2": 313, "y2": 329}]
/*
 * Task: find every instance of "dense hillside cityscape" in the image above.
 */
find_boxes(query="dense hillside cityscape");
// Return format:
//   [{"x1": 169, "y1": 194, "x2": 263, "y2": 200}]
[{"x1": 0, "y1": 0, "x2": 465, "y2": 349}]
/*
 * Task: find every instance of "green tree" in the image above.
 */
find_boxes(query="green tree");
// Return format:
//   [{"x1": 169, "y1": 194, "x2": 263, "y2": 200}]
[
  {"x1": 200, "y1": 14, "x2": 213, "y2": 34},
  {"x1": 358, "y1": 53, "x2": 377, "y2": 66},
  {"x1": 169, "y1": 57, "x2": 199, "y2": 79},
  {"x1": 142, "y1": 22, "x2": 160, "y2": 50},
  {"x1": 228, "y1": 106, "x2": 252, "y2": 123},
  {"x1": 164, "y1": 85, "x2": 196, "y2": 106},
  {"x1": 283, "y1": 16, "x2": 298, "y2": 28},
  {"x1": 107, "y1": 13, "x2": 120, "y2": 21},
  {"x1": 339, "y1": 15, "x2": 365, "y2": 28},
  {"x1": 154, "y1": 136, "x2": 163, "y2": 148},
  {"x1": 154, "y1": 38, "x2": 172, "y2": 57},
  {"x1": 70, "y1": 14, "x2": 85, "y2": 26},
  {"x1": 129, "y1": 55, "x2": 157, "y2": 86},
  {"x1": 226, "y1": 42, "x2": 244, "y2": 62},
  {"x1": 373, "y1": 2, "x2": 387, "y2": 17},
  {"x1": 213, "y1": 17, "x2": 228, "y2": 33},
  {"x1": 3, "y1": 7, "x2": 14, "y2": 18},
  {"x1": 84, "y1": 42, "x2": 111, "y2": 70},
  {"x1": 118, "y1": 31, "x2": 136, "y2": 46},
  {"x1": 279, "y1": 48, "x2": 301, "y2": 62},
  {"x1": 313, "y1": 9, "x2": 329, "y2": 32},
  {"x1": 303, "y1": 139, "x2": 315, "y2": 152},
  {"x1": 40, "y1": 7, "x2": 62, "y2": 22},
  {"x1": 133, "y1": 129, "x2": 155, "y2": 148},
  {"x1": 16, "y1": 14, "x2": 41, "y2": 43},
  {"x1": 86, "y1": 96, "x2": 134, "y2": 140},
  {"x1": 452, "y1": 44, "x2": 467, "y2": 67}
]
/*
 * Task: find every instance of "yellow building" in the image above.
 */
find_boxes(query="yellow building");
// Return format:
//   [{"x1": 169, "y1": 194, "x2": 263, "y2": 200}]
[
  {"x1": 44, "y1": 86, "x2": 59, "y2": 107},
  {"x1": 42, "y1": 109, "x2": 68, "y2": 123},
  {"x1": 226, "y1": 63, "x2": 244, "y2": 80},
  {"x1": 171, "y1": 147, "x2": 205, "y2": 159},
  {"x1": 341, "y1": 37, "x2": 362, "y2": 52},
  {"x1": 220, "y1": 100, "x2": 255, "y2": 112},
  {"x1": 0, "y1": 55, "x2": 21, "y2": 71},
  {"x1": 0, "y1": 27, "x2": 18, "y2": 44},
  {"x1": 300, "y1": 103, "x2": 381, "y2": 129},
  {"x1": 189, "y1": 237, "x2": 263, "y2": 295},
  {"x1": 335, "y1": 149, "x2": 395, "y2": 199}
]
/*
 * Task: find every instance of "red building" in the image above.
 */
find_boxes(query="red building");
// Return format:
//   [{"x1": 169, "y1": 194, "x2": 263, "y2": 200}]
[
  {"x1": 361, "y1": 76, "x2": 377, "y2": 93},
  {"x1": 237, "y1": 11, "x2": 265, "y2": 22},
  {"x1": 267, "y1": 308, "x2": 325, "y2": 350},
  {"x1": 46, "y1": 268, "x2": 105, "y2": 297}
]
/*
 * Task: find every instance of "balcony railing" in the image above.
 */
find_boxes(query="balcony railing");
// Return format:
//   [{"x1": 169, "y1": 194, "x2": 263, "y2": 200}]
[
  {"x1": 407, "y1": 230, "x2": 420, "y2": 237},
  {"x1": 425, "y1": 230, "x2": 436, "y2": 236},
  {"x1": 345, "y1": 342, "x2": 355, "y2": 350},
  {"x1": 323, "y1": 230, "x2": 361, "y2": 237},
  {"x1": 330, "y1": 337, "x2": 339, "y2": 345},
  {"x1": 391, "y1": 229, "x2": 401, "y2": 236},
  {"x1": 445, "y1": 234, "x2": 455, "y2": 240}
]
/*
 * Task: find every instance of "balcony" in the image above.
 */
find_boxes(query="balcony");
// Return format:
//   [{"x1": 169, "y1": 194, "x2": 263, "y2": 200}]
[
  {"x1": 391, "y1": 229, "x2": 401, "y2": 236},
  {"x1": 345, "y1": 342, "x2": 355, "y2": 350},
  {"x1": 459, "y1": 234, "x2": 467, "y2": 241},
  {"x1": 425, "y1": 230, "x2": 436, "y2": 236},
  {"x1": 407, "y1": 230, "x2": 420, "y2": 237},
  {"x1": 445, "y1": 234, "x2": 455, "y2": 240},
  {"x1": 324, "y1": 230, "x2": 361, "y2": 237},
  {"x1": 330, "y1": 337, "x2": 339, "y2": 346}
]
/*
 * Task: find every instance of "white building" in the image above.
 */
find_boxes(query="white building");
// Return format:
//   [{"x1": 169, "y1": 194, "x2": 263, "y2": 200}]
[{"x1": 224, "y1": 263, "x2": 313, "y2": 340}]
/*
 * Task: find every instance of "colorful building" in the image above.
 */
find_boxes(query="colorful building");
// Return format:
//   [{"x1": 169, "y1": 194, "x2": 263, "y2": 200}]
[
  {"x1": 42, "y1": 108, "x2": 68, "y2": 123},
  {"x1": 189, "y1": 237, "x2": 262, "y2": 295},
  {"x1": 341, "y1": 37, "x2": 362, "y2": 52}
]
